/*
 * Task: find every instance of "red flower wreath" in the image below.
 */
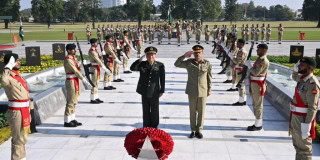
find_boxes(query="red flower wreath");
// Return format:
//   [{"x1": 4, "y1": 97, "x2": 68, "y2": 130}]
[{"x1": 124, "y1": 127, "x2": 174, "y2": 159}]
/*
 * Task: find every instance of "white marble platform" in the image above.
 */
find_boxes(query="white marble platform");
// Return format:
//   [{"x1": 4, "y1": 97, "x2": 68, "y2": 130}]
[{"x1": 0, "y1": 51, "x2": 320, "y2": 160}]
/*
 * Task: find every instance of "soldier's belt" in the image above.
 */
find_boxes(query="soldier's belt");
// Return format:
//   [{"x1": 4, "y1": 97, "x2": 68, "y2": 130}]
[
  {"x1": 66, "y1": 74, "x2": 77, "y2": 78},
  {"x1": 8, "y1": 99, "x2": 30, "y2": 108},
  {"x1": 290, "y1": 103, "x2": 308, "y2": 113},
  {"x1": 250, "y1": 75, "x2": 265, "y2": 81},
  {"x1": 91, "y1": 62, "x2": 99, "y2": 65}
]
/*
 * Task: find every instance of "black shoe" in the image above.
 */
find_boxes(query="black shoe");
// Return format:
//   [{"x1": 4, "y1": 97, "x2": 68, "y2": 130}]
[
  {"x1": 113, "y1": 79, "x2": 120, "y2": 82},
  {"x1": 104, "y1": 86, "x2": 112, "y2": 90},
  {"x1": 189, "y1": 132, "x2": 196, "y2": 138},
  {"x1": 110, "y1": 86, "x2": 116, "y2": 89},
  {"x1": 195, "y1": 132, "x2": 203, "y2": 139},
  {"x1": 178, "y1": 45, "x2": 180, "y2": 47},
  {"x1": 247, "y1": 125, "x2": 262, "y2": 131},
  {"x1": 267, "y1": 43, "x2": 270, "y2": 44},
  {"x1": 96, "y1": 99, "x2": 104, "y2": 103},
  {"x1": 256, "y1": 42, "x2": 258, "y2": 44},
  {"x1": 227, "y1": 88, "x2": 237, "y2": 91},
  {"x1": 90, "y1": 100, "x2": 100, "y2": 104},
  {"x1": 71, "y1": 120, "x2": 82, "y2": 126},
  {"x1": 124, "y1": 71, "x2": 132, "y2": 74},
  {"x1": 117, "y1": 79, "x2": 124, "y2": 82},
  {"x1": 232, "y1": 101, "x2": 246, "y2": 106},
  {"x1": 64, "y1": 121, "x2": 77, "y2": 127},
  {"x1": 236, "y1": 83, "x2": 242, "y2": 88},
  {"x1": 223, "y1": 80, "x2": 232, "y2": 83},
  {"x1": 218, "y1": 71, "x2": 225, "y2": 74}
]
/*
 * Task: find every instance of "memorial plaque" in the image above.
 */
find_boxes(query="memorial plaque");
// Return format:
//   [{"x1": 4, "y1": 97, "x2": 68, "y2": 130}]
[
  {"x1": 0, "y1": 50, "x2": 13, "y2": 73},
  {"x1": 316, "y1": 48, "x2": 320, "y2": 68},
  {"x1": 52, "y1": 43, "x2": 66, "y2": 60},
  {"x1": 289, "y1": 45, "x2": 304, "y2": 63},
  {"x1": 25, "y1": 46, "x2": 41, "y2": 66}
]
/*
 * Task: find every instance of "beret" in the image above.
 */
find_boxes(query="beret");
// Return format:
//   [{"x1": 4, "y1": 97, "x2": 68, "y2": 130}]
[
  {"x1": 300, "y1": 57, "x2": 316, "y2": 68},
  {"x1": 66, "y1": 44, "x2": 76, "y2": 51},
  {"x1": 90, "y1": 38, "x2": 97, "y2": 44},
  {"x1": 257, "y1": 43, "x2": 268, "y2": 50},
  {"x1": 4, "y1": 53, "x2": 19, "y2": 65}
]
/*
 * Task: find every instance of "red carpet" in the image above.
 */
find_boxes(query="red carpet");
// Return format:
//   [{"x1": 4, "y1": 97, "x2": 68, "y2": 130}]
[{"x1": 0, "y1": 45, "x2": 15, "y2": 50}]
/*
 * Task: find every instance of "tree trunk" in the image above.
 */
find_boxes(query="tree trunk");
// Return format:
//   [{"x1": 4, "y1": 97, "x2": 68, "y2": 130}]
[
  {"x1": 138, "y1": 16, "x2": 142, "y2": 27},
  {"x1": 47, "y1": 21, "x2": 51, "y2": 29},
  {"x1": 317, "y1": 16, "x2": 320, "y2": 28},
  {"x1": 4, "y1": 20, "x2": 9, "y2": 29}
]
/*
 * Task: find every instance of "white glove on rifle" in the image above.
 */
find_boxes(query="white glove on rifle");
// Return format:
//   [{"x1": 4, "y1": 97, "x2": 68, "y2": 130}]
[
  {"x1": 102, "y1": 65, "x2": 110, "y2": 74},
  {"x1": 102, "y1": 50, "x2": 106, "y2": 56},
  {"x1": 115, "y1": 58, "x2": 122, "y2": 64},
  {"x1": 121, "y1": 51, "x2": 129, "y2": 60},
  {"x1": 82, "y1": 78, "x2": 92, "y2": 89},
  {"x1": 5, "y1": 56, "x2": 16, "y2": 70},
  {"x1": 301, "y1": 123, "x2": 312, "y2": 139},
  {"x1": 293, "y1": 60, "x2": 300, "y2": 72},
  {"x1": 245, "y1": 60, "x2": 252, "y2": 69},
  {"x1": 130, "y1": 47, "x2": 137, "y2": 53}
]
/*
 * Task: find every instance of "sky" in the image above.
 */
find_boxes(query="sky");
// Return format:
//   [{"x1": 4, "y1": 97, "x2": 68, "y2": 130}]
[{"x1": 20, "y1": 0, "x2": 304, "y2": 10}]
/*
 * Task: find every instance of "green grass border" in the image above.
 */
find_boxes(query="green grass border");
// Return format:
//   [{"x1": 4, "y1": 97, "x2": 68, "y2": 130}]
[{"x1": 0, "y1": 127, "x2": 11, "y2": 145}]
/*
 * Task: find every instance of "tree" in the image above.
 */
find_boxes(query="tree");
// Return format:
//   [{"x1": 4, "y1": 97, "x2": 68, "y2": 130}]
[
  {"x1": 302, "y1": 0, "x2": 320, "y2": 27},
  {"x1": 124, "y1": 0, "x2": 155, "y2": 26},
  {"x1": 224, "y1": 0, "x2": 241, "y2": 22},
  {"x1": 0, "y1": 0, "x2": 20, "y2": 29},
  {"x1": 246, "y1": 0, "x2": 255, "y2": 19},
  {"x1": 254, "y1": 6, "x2": 267, "y2": 20},
  {"x1": 64, "y1": 0, "x2": 81, "y2": 24},
  {"x1": 31, "y1": 0, "x2": 64, "y2": 28}
]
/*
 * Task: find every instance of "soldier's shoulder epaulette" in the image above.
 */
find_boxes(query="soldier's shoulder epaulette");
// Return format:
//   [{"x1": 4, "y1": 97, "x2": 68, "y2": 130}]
[
  {"x1": 156, "y1": 61, "x2": 164, "y2": 66},
  {"x1": 310, "y1": 76, "x2": 320, "y2": 88}
]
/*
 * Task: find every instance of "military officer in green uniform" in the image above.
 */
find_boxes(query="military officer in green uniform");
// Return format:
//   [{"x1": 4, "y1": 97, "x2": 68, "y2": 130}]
[
  {"x1": 130, "y1": 47, "x2": 165, "y2": 128},
  {"x1": 246, "y1": 44, "x2": 270, "y2": 131},
  {"x1": 174, "y1": 45, "x2": 212, "y2": 139},
  {"x1": 290, "y1": 57, "x2": 319, "y2": 160}
]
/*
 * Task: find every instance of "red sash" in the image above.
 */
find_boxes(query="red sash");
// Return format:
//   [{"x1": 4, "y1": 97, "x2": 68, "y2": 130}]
[
  {"x1": 290, "y1": 77, "x2": 317, "y2": 139},
  {"x1": 9, "y1": 71, "x2": 30, "y2": 130},
  {"x1": 64, "y1": 56, "x2": 80, "y2": 93},
  {"x1": 250, "y1": 58, "x2": 267, "y2": 96},
  {"x1": 89, "y1": 48, "x2": 101, "y2": 79}
]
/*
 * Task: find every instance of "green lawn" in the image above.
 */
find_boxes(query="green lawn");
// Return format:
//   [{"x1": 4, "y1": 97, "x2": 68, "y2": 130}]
[{"x1": 0, "y1": 21, "x2": 319, "y2": 44}]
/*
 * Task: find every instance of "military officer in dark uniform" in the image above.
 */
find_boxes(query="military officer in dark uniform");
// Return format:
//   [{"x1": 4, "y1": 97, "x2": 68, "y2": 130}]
[{"x1": 130, "y1": 47, "x2": 165, "y2": 128}]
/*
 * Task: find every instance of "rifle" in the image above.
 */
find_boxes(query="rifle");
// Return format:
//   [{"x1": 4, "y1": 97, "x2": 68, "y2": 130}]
[
  {"x1": 75, "y1": 37, "x2": 95, "y2": 87},
  {"x1": 211, "y1": 40, "x2": 217, "y2": 54},
  {"x1": 97, "y1": 38, "x2": 112, "y2": 73},
  {"x1": 236, "y1": 41, "x2": 255, "y2": 88}
]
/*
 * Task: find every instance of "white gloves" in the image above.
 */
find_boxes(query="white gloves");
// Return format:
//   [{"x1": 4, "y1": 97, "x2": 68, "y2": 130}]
[
  {"x1": 121, "y1": 51, "x2": 129, "y2": 60},
  {"x1": 102, "y1": 51, "x2": 106, "y2": 55},
  {"x1": 245, "y1": 60, "x2": 252, "y2": 69},
  {"x1": 102, "y1": 65, "x2": 110, "y2": 74},
  {"x1": 82, "y1": 78, "x2": 92, "y2": 89},
  {"x1": 301, "y1": 123, "x2": 312, "y2": 139},
  {"x1": 293, "y1": 60, "x2": 300, "y2": 72},
  {"x1": 5, "y1": 56, "x2": 16, "y2": 70},
  {"x1": 131, "y1": 47, "x2": 137, "y2": 53},
  {"x1": 114, "y1": 58, "x2": 122, "y2": 64}
]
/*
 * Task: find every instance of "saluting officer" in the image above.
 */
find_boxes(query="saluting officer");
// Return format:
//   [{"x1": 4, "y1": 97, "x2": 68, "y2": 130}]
[
  {"x1": 64, "y1": 44, "x2": 92, "y2": 127},
  {"x1": 174, "y1": 45, "x2": 212, "y2": 139},
  {"x1": 88, "y1": 38, "x2": 109, "y2": 103},
  {"x1": 290, "y1": 57, "x2": 319, "y2": 160},
  {"x1": 2, "y1": 53, "x2": 30, "y2": 160},
  {"x1": 246, "y1": 44, "x2": 270, "y2": 131},
  {"x1": 130, "y1": 47, "x2": 165, "y2": 128}
]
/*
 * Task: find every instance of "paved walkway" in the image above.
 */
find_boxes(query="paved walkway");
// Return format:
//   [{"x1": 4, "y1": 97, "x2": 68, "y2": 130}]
[
  {"x1": 1, "y1": 50, "x2": 320, "y2": 159},
  {"x1": 3, "y1": 31, "x2": 320, "y2": 58}
]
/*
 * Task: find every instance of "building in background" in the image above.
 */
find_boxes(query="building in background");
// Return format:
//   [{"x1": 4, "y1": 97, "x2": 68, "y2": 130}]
[{"x1": 103, "y1": 0, "x2": 127, "y2": 8}]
